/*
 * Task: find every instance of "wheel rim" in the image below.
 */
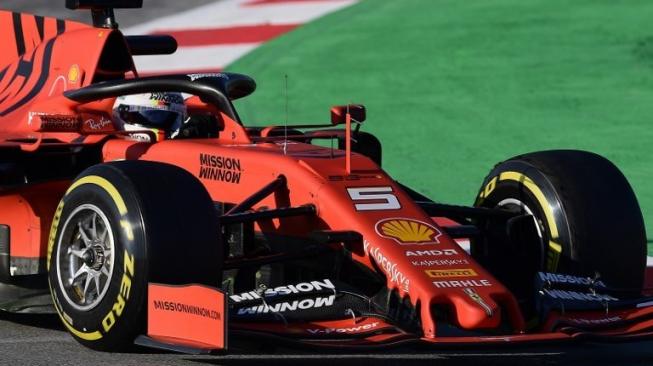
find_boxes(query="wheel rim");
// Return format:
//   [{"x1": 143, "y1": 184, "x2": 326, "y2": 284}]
[
  {"x1": 56, "y1": 204, "x2": 115, "y2": 311},
  {"x1": 496, "y1": 197, "x2": 549, "y2": 272},
  {"x1": 496, "y1": 197, "x2": 543, "y2": 239}
]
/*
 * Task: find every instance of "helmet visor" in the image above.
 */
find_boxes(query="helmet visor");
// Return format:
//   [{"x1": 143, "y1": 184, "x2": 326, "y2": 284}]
[{"x1": 118, "y1": 105, "x2": 183, "y2": 130}]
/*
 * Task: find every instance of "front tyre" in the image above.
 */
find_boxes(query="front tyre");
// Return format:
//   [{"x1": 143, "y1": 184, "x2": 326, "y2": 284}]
[
  {"x1": 48, "y1": 161, "x2": 221, "y2": 351},
  {"x1": 474, "y1": 150, "x2": 646, "y2": 292}
]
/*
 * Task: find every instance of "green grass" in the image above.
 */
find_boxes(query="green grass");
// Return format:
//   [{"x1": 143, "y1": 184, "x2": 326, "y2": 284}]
[{"x1": 227, "y1": 0, "x2": 653, "y2": 253}]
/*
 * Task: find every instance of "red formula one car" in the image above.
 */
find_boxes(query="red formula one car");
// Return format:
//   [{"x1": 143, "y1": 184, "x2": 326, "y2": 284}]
[{"x1": 1, "y1": 0, "x2": 652, "y2": 354}]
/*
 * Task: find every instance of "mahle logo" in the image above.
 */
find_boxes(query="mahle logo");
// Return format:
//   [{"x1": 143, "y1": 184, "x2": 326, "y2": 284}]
[{"x1": 375, "y1": 218, "x2": 442, "y2": 245}]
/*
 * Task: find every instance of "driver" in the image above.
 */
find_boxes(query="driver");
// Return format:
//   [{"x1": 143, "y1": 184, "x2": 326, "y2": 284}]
[{"x1": 112, "y1": 92, "x2": 187, "y2": 142}]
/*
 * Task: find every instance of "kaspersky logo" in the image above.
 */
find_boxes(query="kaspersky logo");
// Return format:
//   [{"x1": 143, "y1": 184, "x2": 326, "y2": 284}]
[{"x1": 375, "y1": 218, "x2": 442, "y2": 245}]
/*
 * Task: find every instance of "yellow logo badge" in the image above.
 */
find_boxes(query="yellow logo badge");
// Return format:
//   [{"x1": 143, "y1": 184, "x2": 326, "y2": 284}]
[
  {"x1": 68, "y1": 64, "x2": 80, "y2": 84},
  {"x1": 425, "y1": 269, "x2": 477, "y2": 278},
  {"x1": 375, "y1": 218, "x2": 442, "y2": 245}
]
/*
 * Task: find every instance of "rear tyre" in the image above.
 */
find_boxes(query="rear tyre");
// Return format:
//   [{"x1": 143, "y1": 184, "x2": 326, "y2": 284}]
[
  {"x1": 473, "y1": 150, "x2": 646, "y2": 295},
  {"x1": 48, "y1": 161, "x2": 221, "y2": 351}
]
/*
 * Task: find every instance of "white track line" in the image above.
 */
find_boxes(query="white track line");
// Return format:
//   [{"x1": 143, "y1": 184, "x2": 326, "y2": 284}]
[
  {"x1": 125, "y1": 0, "x2": 357, "y2": 74},
  {"x1": 133, "y1": 44, "x2": 258, "y2": 74},
  {"x1": 125, "y1": 0, "x2": 356, "y2": 34}
]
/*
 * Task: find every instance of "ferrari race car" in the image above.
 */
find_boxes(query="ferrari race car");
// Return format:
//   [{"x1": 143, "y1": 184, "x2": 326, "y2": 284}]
[{"x1": 1, "y1": 0, "x2": 653, "y2": 354}]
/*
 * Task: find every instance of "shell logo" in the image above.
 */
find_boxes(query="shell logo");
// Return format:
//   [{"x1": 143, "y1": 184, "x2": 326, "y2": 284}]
[{"x1": 375, "y1": 218, "x2": 442, "y2": 245}]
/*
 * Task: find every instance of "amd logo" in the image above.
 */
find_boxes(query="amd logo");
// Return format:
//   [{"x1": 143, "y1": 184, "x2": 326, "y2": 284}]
[{"x1": 405, "y1": 249, "x2": 458, "y2": 257}]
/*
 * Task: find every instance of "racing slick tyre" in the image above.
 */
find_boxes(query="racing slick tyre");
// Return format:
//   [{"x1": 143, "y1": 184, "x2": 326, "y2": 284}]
[
  {"x1": 473, "y1": 150, "x2": 646, "y2": 298},
  {"x1": 47, "y1": 161, "x2": 221, "y2": 351}
]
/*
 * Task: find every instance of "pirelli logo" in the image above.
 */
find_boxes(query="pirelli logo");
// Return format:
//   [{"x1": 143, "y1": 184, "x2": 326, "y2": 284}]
[{"x1": 425, "y1": 268, "x2": 477, "y2": 278}]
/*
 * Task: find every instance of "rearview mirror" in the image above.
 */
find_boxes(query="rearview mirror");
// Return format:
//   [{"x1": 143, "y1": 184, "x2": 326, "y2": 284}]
[{"x1": 330, "y1": 104, "x2": 366, "y2": 125}]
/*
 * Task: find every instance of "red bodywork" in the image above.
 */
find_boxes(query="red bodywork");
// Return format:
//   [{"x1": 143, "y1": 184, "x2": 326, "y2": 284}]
[{"x1": 1, "y1": 9, "x2": 653, "y2": 350}]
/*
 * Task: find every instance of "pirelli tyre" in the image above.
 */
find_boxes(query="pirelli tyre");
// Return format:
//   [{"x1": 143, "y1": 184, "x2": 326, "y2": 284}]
[
  {"x1": 473, "y1": 150, "x2": 646, "y2": 295},
  {"x1": 47, "y1": 161, "x2": 221, "y2": 351}
]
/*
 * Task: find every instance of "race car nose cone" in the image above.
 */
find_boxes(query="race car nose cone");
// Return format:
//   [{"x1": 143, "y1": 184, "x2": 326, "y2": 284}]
[{"x1": 450, "y1": 289, "x2": 502, "y2": 329}]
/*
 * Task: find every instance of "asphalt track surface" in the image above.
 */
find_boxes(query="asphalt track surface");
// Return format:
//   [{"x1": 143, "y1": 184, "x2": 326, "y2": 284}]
[
  {"x1": 1, "y1": 1, "x2": 653, "y2": 365},
  {"x1": 3, "y1": 312, "x2": 653, "y2": 366}
]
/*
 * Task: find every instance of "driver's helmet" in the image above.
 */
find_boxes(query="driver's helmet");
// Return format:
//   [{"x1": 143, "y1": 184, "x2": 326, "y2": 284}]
[{"x1": 112, "y1": 92, "x2": 187, "y2": 142}]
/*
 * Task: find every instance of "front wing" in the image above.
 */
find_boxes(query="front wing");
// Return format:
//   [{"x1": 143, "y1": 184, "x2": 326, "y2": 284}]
[{"x1": 134, "y1": 271, "x2": 653, "y2": 354}]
